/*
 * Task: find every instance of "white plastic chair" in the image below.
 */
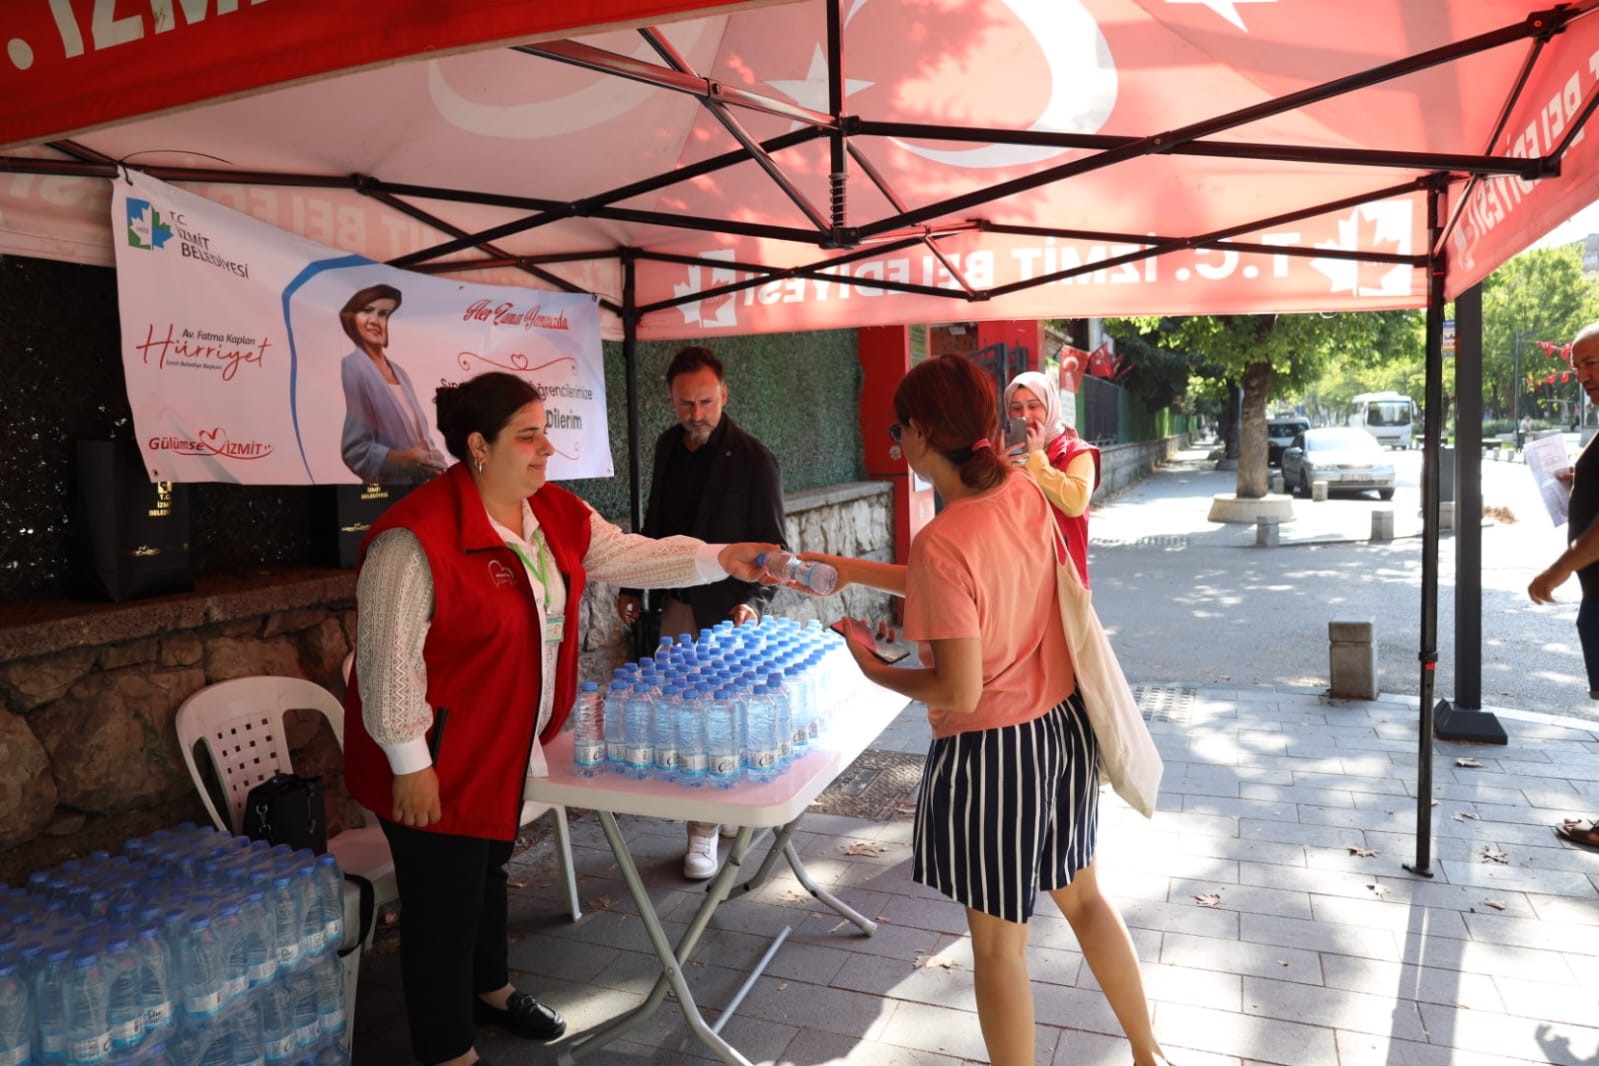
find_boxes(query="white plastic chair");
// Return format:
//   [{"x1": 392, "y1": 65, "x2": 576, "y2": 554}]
[{"x1": 175, "y1": 675, "x2": 395, "y2": 1048}]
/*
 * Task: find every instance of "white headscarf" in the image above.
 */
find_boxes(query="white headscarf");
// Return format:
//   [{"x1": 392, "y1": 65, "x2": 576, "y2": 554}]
[{"x1": 1003, "y1": 370, "x2": 1068, "y2": 443}]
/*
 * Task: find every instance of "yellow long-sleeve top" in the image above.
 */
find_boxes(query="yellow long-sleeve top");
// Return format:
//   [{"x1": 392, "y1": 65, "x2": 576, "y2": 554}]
[{"x1": 1024, "y1": 448, "x2": 1097, "y2": 517}]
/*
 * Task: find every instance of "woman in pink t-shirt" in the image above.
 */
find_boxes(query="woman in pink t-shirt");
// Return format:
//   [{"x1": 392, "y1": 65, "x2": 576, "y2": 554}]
[{"x1": 808, "y1": 356, "x2": 1168, "y2": 1066}]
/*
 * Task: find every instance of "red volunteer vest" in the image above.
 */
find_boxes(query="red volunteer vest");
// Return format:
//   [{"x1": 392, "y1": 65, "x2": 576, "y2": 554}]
[
  {"x1": 1045, "y1": 434, "x2": 1100, "y2": 587},
  {"x1": 343, "y1": 463, "x2": 593, "y2": 841}
]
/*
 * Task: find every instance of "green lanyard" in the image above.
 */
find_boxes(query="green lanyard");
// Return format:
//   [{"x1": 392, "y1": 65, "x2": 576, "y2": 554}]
[{"x1": 505, "y1": 533, "x2": 565, "y2": 643}]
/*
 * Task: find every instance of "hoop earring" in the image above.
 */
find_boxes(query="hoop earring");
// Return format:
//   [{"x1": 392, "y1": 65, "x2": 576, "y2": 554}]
[{"x1": 474, "y1": 458, "x2": 485, "y2": 473}]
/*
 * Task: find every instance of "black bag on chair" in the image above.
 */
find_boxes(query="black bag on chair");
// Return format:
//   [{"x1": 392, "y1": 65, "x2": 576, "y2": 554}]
[{"x1": 242, "y1": 772, "x2": 327, "y2": 855}]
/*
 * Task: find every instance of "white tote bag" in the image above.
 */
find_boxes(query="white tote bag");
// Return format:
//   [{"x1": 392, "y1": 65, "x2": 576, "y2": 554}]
[{"x1": 1033, "y1": 483, "x2": 1163, "y2": 817}]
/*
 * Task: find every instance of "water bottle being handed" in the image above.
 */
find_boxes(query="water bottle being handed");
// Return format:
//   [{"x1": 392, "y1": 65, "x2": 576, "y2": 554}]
[{"x1": 755, "y1": 551, "x2": 838, "y2": 595}]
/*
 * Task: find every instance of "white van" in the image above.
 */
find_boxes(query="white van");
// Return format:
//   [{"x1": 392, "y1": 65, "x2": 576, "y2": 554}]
[{"x1": 1348, "y1": 391, "x2": 1414, "y2": 448}]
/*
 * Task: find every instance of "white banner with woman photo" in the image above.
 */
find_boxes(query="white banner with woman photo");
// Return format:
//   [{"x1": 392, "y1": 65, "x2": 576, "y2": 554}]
[{"x1": 111, "y1": 172, "x2": 609, "y2": 485}]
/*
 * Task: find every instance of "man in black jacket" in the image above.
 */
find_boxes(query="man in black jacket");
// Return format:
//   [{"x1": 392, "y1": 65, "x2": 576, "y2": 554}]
[{"x1": 617, "y1": 345, "x2": 787, "y2": 876}]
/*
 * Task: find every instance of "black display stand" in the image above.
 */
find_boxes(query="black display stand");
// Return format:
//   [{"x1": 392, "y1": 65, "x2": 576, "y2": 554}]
[
  {"x1": 315, "y1": 483, "x2": 414, "y2": 568},
  {"x1": 70, "y1": 439, "x2": 193, "y2": 601}
]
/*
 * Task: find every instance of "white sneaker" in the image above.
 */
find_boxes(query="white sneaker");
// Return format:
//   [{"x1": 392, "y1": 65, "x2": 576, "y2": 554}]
[{"x1": 684, "y1": 826, "x2": 719, "y2": 880}]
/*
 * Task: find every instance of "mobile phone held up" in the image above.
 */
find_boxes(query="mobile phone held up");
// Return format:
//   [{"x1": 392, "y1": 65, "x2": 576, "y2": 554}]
[
  {"x1": 829, "y1": 618, "x2": 911, "y2": 665},
  {"x1": 1004, "y1": 416, "x2": 1029, "y2": 450}
]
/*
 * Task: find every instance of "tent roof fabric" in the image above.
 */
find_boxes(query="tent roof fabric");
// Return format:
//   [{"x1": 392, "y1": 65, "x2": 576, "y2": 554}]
[{"x1": 4, "y1": 0, "x2": 1599, "y2": 339}]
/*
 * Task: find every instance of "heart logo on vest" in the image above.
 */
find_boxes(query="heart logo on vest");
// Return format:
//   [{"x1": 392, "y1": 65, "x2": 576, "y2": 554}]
[{"x1": 488, "y1": 559, "x2": 516, "y2": 588}]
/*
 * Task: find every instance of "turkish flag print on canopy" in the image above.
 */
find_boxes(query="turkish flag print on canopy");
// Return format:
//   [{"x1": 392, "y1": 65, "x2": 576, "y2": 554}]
[{"x1": 3, "y1": 0, "x2": 1599, "y2": 339}]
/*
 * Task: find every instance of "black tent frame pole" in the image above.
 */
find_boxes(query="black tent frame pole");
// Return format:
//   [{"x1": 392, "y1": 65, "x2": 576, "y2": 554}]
[
  {"x1": 622, "y1": 248, "x2": 645, "y2": 660},
  {"x1": 1455, "y1": 285, "x2": 1485, "y2": 708},
  {"x1": 1408, "y1": 183, "x2": 1447, "y2": 879}
]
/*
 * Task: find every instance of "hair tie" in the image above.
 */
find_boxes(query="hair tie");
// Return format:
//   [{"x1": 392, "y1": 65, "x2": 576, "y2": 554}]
[{"x1": 971, "y1": 438, "x2": 992, "y2": 452}]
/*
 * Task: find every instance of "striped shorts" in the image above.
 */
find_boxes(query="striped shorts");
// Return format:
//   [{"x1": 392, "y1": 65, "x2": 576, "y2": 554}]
[{"x1": 911, "y1": 692, "x2": 1099, "y2": 924}]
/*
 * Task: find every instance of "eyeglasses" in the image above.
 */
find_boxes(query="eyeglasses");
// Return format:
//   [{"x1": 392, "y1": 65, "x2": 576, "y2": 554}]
[{"x1": 887, "y1": 423, "x2": 904, "y2": 444}]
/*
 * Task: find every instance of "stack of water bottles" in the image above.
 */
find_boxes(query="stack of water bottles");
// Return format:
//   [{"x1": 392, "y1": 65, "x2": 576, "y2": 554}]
[
  {"x1": 0, "y1": 824, "x2": 351, "y2": 1065},
  {"x1": 570, "y1": 604, "x2": 873, "y2": 788}
]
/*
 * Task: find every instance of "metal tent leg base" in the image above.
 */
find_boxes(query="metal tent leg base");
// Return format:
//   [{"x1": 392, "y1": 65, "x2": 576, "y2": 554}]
[{"x1": 1433, "y1": 698, "x2": 1507, "y2": 744}]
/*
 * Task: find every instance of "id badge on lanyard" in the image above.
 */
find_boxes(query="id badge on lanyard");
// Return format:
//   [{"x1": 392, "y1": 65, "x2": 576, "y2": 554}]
[{"x1": 506, "y1": 537, "x2": 564, "y2": 644}]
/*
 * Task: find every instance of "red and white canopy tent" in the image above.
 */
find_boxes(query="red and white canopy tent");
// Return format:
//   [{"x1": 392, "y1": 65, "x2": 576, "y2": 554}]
[{"x1": 5, "y1": 0, "x2": 1599, "y2": 868}]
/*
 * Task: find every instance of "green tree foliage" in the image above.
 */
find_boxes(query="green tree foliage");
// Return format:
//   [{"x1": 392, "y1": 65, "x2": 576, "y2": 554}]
[
  {"x1": 1479, "y1": 244, "x2": 1599, "y2": 419},
  {"x1": 1106, "y1": 312, "x2": 1419, "y2": 498}
]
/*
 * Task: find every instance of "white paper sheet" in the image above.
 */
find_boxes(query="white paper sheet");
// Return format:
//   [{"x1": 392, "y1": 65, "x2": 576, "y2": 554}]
[{"x1": 1525, "y1": 433, "x2": 1573, "y2": 526}]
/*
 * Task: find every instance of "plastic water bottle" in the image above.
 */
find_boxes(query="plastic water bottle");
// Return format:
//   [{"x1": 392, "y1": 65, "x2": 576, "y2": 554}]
[
  {"x1": 177, "y1": 916, "x2": 225, "y2": 1021},
  {"x1": 621, "y1": 685, "x2": 654, "y2": 781},
  {"x1": 294, "y1": 864, "x2": 327, "y2": 961},
  {"x1": 0, "y1": 962, "x2": 32, "y2": 1066},
  {"x1": 756, "y1": 551, "x2": 838, "y2": 595},
  {"x1": 285, "y1": 967, "x2": 320, "y2": 1052},
  {"x1": 63, "y1": 952, "x2": 112, "y2": 1065},
  {"x1": 268, "y1": 876, "x2": 304, "y2": 972},
  {"x1": 132, "y1": 925, "x2": 175, "y2": 1040},
  {"x1": 101, "y1": 936, "x2": 145, "y2": 1053},
  {"x1": 604, "y1": 681, "x2": 629, "y2": 772},
  {"x1": 311, "y1": 954, "x2": 344, "y2": 1040},
  {"x1": 676, "y1": 686, "x2": 709, "y2": 787},
  {"x1": 258, "y1": 981, "x2": 296, "y2": 1065},
  {"x1": 35, "y1": 947, "x2": 72, "y2": 1063},
  {"x1": 651, "y1": 685, "x2": 680, "y2": 782},
  {"x1": 744, "y1": 685, "x2": 782, "y2": 781},
  {"x1": 706, "y1": 688, "x2": 742, "y2": 788},
  {"x1": 312, "y1": 856, "x2": 345, "y2": 952},
  {"x1": 237, "y1": 891, "x2": 276, "y2": 988},
  {"x1": 766, "y1": 674, "x2": 792, "y2": 768},
  {"x1": 572, "y1": 681, "x2": 605, "y2": 777},
  {"x1": 223, "y1": 1000, "x2": 264, "y2": 1066},
  {"x1": 212, "y1": 903, "x2": 250, "y2": 1005}
]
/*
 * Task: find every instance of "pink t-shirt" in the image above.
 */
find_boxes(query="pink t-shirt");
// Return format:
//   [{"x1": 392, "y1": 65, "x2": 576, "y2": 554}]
[{"x1": 902, "y1": 473, "x2": 1077, "y2": 739}]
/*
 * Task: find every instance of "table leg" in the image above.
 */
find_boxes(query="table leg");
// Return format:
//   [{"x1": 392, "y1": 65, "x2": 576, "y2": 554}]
[
  {"x1": 725, "y1": 819, "x2": 879, "y2": 936},
  {"x1": 558, "y1": 813, "x2": 755, "y2": 1066}
]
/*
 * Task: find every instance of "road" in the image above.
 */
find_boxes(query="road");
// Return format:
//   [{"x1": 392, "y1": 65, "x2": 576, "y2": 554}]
[{"x1": 1089, "y1": 439, "x2": 1597, "y2": 722}]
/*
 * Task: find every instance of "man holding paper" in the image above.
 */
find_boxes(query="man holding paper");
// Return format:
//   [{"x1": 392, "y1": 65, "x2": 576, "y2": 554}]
[{"x1": 1529, "y1": 323, "x2": 1599, "y2": 850}]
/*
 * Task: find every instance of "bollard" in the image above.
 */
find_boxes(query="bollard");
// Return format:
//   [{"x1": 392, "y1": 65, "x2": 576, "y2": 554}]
[
  {"x1": 1311, "y1": 479, "x2": 1329, "y2": 502},
  {"x1": 1438, "y1": 501, "x2": 1455, "y2": 531},
  {"x1": 1329, "y1": 618, "x2": 1377, "y2": 700},
  {"x1": 1370, "y1": 507, "x2": 1394, "y2": 541},
  {"x1": 1256, "y1": 516, "x2": 1280, "y2": 546},
  {"x1": 1270, "y1": 472, "x2": 1285, "y2": 495}
]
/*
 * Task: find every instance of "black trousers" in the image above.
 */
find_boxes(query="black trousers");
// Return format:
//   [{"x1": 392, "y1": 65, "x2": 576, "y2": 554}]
[{"x1": 379, "y1": 817, "x2": 515, "y2": 1064}]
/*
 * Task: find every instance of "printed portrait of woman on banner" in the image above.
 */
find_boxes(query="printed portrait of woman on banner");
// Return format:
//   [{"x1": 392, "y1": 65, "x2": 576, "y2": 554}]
[{"x1": 339, "y1": 283, "x2": 449, "y2": 483}]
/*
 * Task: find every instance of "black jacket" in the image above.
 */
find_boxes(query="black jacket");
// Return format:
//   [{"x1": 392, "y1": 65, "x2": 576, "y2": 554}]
[{"x1": 624, "y1": 414, "x2": 787, "y2": 629}]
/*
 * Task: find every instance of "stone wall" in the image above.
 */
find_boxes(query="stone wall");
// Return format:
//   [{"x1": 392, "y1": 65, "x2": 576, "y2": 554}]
[
  {"x1": 0, "y1": 482, "x2": 896, "y2": 869},
  {"x1": 1099, "y1": 434, "x2": 1190, "y2": 498}
]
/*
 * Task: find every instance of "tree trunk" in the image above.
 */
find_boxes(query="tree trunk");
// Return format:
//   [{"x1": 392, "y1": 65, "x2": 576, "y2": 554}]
[
  {"x1": 1236, "y1": 360, "x2": 1274, "y2": 498},
  {"x1": 1220, "y1": 382, "x2": 1240, "y2": 460}
]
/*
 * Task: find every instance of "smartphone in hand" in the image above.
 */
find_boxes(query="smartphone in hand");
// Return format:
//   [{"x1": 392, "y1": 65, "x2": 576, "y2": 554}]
[
  {"x1": 1004, "y1": 417, "x2": 1029, "y2": 449},
  {"x1": 830, "y1": 618, "x2": 911, "y2": 664}
]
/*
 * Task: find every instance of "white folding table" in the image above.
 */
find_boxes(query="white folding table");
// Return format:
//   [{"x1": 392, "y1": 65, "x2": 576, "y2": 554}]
[{"x1": 527, "y1": 681, "x2": 912, "y2": 1066}]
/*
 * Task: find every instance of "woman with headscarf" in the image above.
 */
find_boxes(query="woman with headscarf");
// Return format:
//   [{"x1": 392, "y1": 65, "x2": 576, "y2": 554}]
[
  {"x1": 339, "y1": 282, "x2": 449, "y2": 483},
  {"x1": 1004, "y1": 370, "x2": 1100, "y2": 584}
]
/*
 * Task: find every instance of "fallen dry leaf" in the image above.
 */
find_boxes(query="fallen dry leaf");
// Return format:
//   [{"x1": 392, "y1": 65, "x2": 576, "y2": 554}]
[
  {"x1": 507, "y1": 879, "x2": 528, "y2": 889},
  {"x1": 1366, "y1": 883, "x2": 1387, "y2": 898},
  {"x1": 1194, "y1": 893, "x2": 1222, "y2": 908},
  {"x1": 1482, "y1": 899, "x2": 1507, "y2": 911},
  {"x1": 1431, "y1": 799, "x2": 1440, "y2": 807},
  {"x1": 1480, "y1": 845, "x2": 1509, "y2": 865},
  {"x1": 585, "y1": 895, "x2": 616, "y2": 911},
  {"x1": 777, "y1": 889, "x2": 808, "y2": 903},
  {"x1": 843, "y1": 841, "x2": 889, "y2": 856},
  {"x1": 1349, "y1": 847, "x2": 1377, "y2": 858},
  {"x1": 1484, "y1": 505, "x2": 1517, "y2": 524},
  {"x1": 916, "y1": 953, "x2": 961, "y2": 971},
  {"x1": 1278, "y1": 960, "x2": 1290, "y2": 967},
  {"x1": 1456, "y1": 757, "x2": 1482, "y2": 768},
  {"x1": 1452, "y1": 811, "x2": 1481, "y2": 822}
]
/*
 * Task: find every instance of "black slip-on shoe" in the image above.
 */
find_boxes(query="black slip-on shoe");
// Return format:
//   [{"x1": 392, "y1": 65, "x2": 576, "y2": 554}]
[{"x1": 474, "y1": 991, "x2": 567, "y2": 1041}]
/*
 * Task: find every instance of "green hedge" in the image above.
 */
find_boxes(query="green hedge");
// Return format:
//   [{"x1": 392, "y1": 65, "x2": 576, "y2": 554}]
[{"x1": 562, "y1": 330, "x2": 866, "y2": 519}]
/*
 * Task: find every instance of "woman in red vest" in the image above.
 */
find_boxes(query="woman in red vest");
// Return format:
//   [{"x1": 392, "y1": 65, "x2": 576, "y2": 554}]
[
  {"x1": 1004, "y1": 371, "x2": 1100, "y2": 585},
  {"x1": 342, "y1": 371, "x2": 770, "y2": 1066}
]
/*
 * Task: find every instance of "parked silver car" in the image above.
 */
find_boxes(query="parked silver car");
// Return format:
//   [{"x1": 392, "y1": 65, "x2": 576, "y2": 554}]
[
  {"x1": 1281, "y1": 426, "x2": 1396, "y2": 499},
  {"x1": 1266, "y1": 418, "x2": 1310, "y2": 466}
]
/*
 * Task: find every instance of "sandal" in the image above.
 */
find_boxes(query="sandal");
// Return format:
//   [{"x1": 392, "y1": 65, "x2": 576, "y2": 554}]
[{"x1": 1554, "y1": 818, "x2": 1599, "y2": 850}]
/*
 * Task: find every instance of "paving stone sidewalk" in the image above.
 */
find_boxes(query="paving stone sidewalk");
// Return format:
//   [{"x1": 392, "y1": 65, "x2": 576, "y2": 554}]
[{"x1": 348, "y1": 687, "x2": 1599, "y2": 1066}]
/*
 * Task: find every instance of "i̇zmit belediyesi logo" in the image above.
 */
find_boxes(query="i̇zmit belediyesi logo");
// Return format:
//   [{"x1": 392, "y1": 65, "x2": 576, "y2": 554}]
[{"x1": 126, "y1": 198, "x2": 173, "y2": 251}]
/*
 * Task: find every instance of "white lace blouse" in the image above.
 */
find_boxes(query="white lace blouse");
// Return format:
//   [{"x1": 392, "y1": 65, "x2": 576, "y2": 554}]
[{"x1": 355, "y1": 497, "x2": 725, "y2": 782}]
